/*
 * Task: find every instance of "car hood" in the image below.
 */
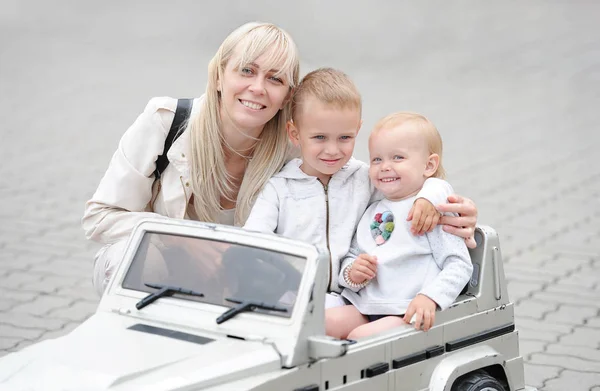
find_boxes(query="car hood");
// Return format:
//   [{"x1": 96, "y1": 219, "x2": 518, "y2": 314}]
[{"x1": 0, "y1": 312, "x2": 282, "y2": 391}]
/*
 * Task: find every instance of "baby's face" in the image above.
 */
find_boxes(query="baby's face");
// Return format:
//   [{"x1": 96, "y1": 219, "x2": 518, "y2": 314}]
[
  {"x1": 289, "y1": 96, "x2": 361, "y2": 182},
  {"x1": 368, "y1": 125, "x2": 432, "y2": 201}
]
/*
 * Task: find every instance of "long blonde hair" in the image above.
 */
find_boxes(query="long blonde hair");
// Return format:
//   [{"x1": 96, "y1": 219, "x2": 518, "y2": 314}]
[{"x1": 188, "y1": 22, "x2": 300, "y2": 225}]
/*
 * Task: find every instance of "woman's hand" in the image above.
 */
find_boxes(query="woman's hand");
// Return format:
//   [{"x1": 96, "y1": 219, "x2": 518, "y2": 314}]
[
  {"x1": 407, "y1": 198, "x2": 442, "y2": 235},
  {"x1": 437, "y1": 194, "x2": 478, "y2": 248}
]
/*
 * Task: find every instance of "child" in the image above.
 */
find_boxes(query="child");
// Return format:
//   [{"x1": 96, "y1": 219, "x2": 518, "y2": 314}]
[
  {"x1": 243, "y1": 69, "x2": 454, "y2": 305},
  {"x1": 326, "y1": 112, "x2": 473, "y2": 338}
]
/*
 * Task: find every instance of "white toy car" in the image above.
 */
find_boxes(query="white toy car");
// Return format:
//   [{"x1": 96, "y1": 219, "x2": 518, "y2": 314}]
[{"x1": 0, "y1": 219, "x2": 537, "y2": 391}]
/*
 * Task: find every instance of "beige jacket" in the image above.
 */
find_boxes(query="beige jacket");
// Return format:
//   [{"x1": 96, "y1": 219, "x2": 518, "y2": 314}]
[{"x1": 82, "y1": 97, "x2": 201, "y2": 244}]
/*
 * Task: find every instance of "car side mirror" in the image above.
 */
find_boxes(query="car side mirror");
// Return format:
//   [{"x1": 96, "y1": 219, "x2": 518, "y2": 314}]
[{"x1": 308, "y1": 336, "x2": 354, "y2": 360}]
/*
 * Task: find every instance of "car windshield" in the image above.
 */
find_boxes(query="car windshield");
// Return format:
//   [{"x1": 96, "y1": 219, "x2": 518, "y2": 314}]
[{"x1": 122, "y1": 232, "x2": 306, "y2": 318}]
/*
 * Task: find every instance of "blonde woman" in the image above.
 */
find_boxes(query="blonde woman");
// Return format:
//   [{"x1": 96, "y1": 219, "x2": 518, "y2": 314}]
[{"x1": 83, "y1": 22, "x2": 478, "y2": 296}]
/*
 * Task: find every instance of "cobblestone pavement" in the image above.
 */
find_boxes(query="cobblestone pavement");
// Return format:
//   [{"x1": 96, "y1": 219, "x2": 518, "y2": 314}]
[{"x1": 1, "y1": 1, "x2": 599, "y2": 389}]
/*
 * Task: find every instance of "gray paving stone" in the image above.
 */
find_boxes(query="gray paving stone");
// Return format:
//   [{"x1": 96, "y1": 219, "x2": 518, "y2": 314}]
[
  {"x1": 523, "y1": 363, "x2": 562, "y2": 390},
  {"x1": 505, "y1": 265, "x2": 562, "y2": 284},
  {"x1": 9, "y1": 296, "x2": 73, "y2": 317},
  {"x1": 514, "y1": 300, "x2": 558, "y2": 320},
  {"x1": 0, "y1": 338, "x2": 20, "y2": 351},
  {"x1": 519, "y1": 339, "x2": 547, "y2": 360},
  {"x1": 0, "y1": 325, "x2": 45, "y2": 341},
  {"x1": 545, "y1": 344, "x2": 600, "y2": 362},
  {"x1": 543, "y1": 370, "x2": 600, "y2": 391},
  {"x1": 544, "y1": 282, "x2": 600, "y2": 298},
  {"x1": 28, "y1": 259, "x2": 91, "y2": 278},
  {"x1": 556, "y1": 273, "x2": 599, "y2": 289},
  {"x1": 545, "y1": 304, "x2": 599, "y2": 326},
  {"x1": 516, "y1": 318, "x2": 573, "y2": 334},
  {"x1": 586, "y1": 318, "x2": 600, "y2": 329},
  {"x1": 559, "y1": 327, "x2": 600, "y2": 349},
  {"x1": 531, "y1": 352, "x2": 600, "y2": 373},
  {"x1": 531, "y1": 290, "x2": 600, "y2": 308},
  {"x1": 19, "y1": 275, "x2": 82, "y2": 294},
  {"x1": 0, "y1": 313, "x2": 69, "y2": 331},
  {"x1": 0, "y1": 287, "x2": 38, "y2": 303},
  {"x1": 54, "y1": 287, "x2": 100, "y2": 303},
  {"x1": 0, "y1": 271, "x2": 45, "y2": 290},
  {"x1": 507, "y1": 280, "x2": 545, "y2": 302},
  {"x1": 0, "y1": 299, "x2": 17, "y2": 312},
  {"x1": 504, "y1": 250, "x2": 555, "y2": 266},
  {"x1": 46, "y1": 301, "x2": 97, "y2": 323},
  {"x1": 518, "y1": 328, "x2": 563, "y2": 343}
]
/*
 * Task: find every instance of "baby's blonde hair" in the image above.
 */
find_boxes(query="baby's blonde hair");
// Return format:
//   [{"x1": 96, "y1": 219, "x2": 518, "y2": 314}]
[
  {"x1": 291, "y1": 67, "x2": 361, "y2": 123},
  {"x1": 372, "y1": 112, "x2": 446, "y2": 179}
]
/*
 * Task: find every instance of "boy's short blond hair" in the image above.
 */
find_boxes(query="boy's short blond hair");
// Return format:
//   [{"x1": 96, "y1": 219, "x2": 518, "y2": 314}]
[
  {"x1": 372, "y1": 112, "x2": 446, "y2": 179},
  {"x1": 291, "y1": 67, "x2": 362, "y2": 123}
]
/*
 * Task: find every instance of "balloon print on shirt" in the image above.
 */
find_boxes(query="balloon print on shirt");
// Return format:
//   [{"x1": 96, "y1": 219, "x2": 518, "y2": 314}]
[{"x1": 370, "y1": 211, "x2": 395, "y2": 245}]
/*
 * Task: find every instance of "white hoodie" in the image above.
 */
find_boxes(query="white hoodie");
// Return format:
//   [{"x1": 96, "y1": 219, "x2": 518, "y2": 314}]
[{"x1": 244, "y1": 158, "x2": 453, "y2": 292}]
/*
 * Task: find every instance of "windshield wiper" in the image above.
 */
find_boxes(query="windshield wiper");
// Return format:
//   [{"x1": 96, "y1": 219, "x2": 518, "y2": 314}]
[
  {"x1": 216, "y1": 297, "x2": 287, "y2": 324},
  {"x1": 136, "y1": 283, "x2": 204, "y2": 310}
]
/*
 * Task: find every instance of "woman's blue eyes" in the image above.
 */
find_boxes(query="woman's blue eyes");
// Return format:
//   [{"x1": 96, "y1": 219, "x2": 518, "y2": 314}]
[{"x1": 240, "y1": 67, "x2": 284, "y2": 84}]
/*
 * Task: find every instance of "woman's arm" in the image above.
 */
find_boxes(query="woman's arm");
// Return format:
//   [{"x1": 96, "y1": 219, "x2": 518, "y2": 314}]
[
  {"x1": 437, "y1": 194, "x2": 478, "y2": 248},
  {"x1": 410, "y1": 178, "x2": 478, "y2": 248},
  {"x1": 82, "y1": 97, "x2": 177, "y2": 244}
]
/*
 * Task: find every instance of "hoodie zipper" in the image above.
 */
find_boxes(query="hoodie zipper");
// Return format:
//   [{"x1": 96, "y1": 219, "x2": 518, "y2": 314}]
[{"x1": 319, "y1": 180, "x2": 332, "y2": 290}]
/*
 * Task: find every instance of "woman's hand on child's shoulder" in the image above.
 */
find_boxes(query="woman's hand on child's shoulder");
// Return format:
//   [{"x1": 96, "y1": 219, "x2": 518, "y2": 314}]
[
  {"x1": 349, "y1": 254, "x2": 378, "y2": 284},
  {"x1": 407, "y1": 198, "x2": 441, "y2": 235},
  {"x1": 403, "y1": 294, "x2": 438, "y2": 331},
  {"x1": 437, "y1": 194, "x2": 478, "y2": 248}
]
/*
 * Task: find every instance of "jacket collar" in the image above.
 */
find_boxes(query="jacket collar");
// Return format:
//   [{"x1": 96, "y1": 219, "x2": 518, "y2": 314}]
[{"x1": 274, "y1": 157, "x2": 364, "y2": 182}]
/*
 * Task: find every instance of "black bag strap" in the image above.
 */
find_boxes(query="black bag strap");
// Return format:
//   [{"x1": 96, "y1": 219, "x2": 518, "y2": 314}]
[{"x1": 154, "y1": 98, "x2": 193, "y2": 179}]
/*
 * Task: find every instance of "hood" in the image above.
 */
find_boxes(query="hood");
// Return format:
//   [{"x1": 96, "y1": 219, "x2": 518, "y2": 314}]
[
  {"x1": 275, "y1": 157, "x2": 366, "y2": 181},
  {"x1": 0, "y1": 313, "x2": 282, "y2": 391}
]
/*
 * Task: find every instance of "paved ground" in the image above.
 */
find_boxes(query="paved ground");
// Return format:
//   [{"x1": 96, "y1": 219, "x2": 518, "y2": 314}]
[{"x1": 1, "y1": 1, "x2": 599, "y2": 389}]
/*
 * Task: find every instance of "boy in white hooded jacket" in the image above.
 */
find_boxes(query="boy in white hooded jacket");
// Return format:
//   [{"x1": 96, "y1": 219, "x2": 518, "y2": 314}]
[{"x1": 243, "y1": 68, "x2": 453, "y2": 304}]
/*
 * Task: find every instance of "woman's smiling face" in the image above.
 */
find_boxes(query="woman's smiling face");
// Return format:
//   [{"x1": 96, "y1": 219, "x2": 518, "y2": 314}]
[{"x1": 219, "y1": 48, "x2": 291, "y2": 135}]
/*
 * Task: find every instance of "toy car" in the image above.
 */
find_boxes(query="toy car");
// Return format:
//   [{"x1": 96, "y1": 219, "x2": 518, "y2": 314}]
[{"x1": 0, "y1": 219, "x2": 537, "y2": 391}]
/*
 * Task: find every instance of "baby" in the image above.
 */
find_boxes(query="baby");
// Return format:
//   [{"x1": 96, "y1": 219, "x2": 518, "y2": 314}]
[{"x1": 326, "y1": 112, "x2": 473, "y2": 339}]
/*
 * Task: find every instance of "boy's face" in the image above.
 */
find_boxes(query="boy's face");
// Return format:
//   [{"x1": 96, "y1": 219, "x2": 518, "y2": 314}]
[
  {"x1": 368, "y1": 124, "x2": 438, "y2": 201},
  {"x1": 288, "y1": 96, "x2": 361, "y2": 183}
]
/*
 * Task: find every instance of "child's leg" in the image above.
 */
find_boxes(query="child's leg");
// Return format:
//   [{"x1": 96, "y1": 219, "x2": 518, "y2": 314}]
[
  {"x1": 347, "y1": 316, "x2": 406, "y2": 340},
  {"x1": 326, "y1": 305, "x2": 368, "y2": 339}
]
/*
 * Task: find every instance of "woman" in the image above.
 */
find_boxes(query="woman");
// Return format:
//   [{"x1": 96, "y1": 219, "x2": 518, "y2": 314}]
[{"x1": 82, "y1": 22, "x2": 477, "y2": 295}]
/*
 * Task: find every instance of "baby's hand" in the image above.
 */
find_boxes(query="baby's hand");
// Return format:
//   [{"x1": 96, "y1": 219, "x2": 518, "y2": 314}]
[
  {"x1": 349, "y1": 254, "x2": 378, "y2": 284},
  {"x1": 407, "y1": 198, "x2": 441, "y2": 235},
  {"x1": 403, "y1": 294, "x2": 438, "y2": 331}
]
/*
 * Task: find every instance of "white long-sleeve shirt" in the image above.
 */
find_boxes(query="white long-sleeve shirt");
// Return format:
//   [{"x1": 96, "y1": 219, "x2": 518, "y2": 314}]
[
  {"x1": 244, "y1": 158, "x2": 454, "y2": 292},
  {"x1": 340, "y1": 196, "x2": 473, "y2": 314}
]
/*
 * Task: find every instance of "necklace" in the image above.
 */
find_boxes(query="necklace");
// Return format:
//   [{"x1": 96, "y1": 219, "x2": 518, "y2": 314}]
[{"x1": 222, "y1": 135, "x2": 256, "y2": 160}]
